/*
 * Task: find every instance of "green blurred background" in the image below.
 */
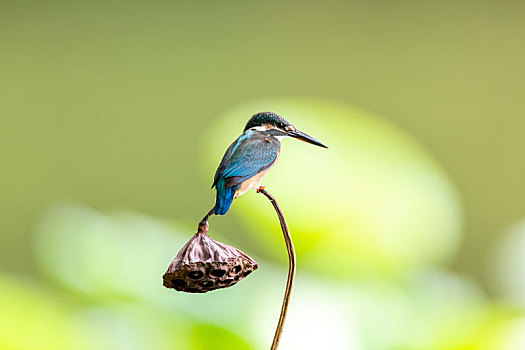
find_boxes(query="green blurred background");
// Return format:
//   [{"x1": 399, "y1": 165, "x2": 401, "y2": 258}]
[{"x1": 1, "y1": 1, "x2": 525, "y2": 349}]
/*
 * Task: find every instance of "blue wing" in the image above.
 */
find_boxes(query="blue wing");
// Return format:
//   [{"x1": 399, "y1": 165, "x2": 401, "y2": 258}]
[
  {"x1": 216, "y1": 130, "x2": 280, "y2": 187},
  {"x1": 212, "y1": 130, "x2": 280, "y2": 215}
]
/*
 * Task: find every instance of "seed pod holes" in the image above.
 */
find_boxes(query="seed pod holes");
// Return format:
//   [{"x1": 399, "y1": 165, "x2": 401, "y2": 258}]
[{"x1": 163, "y1": 231, "x2": 258, "y2": 293}]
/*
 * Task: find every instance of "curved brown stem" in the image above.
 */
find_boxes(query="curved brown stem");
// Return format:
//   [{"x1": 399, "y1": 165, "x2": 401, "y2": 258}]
[
  {"x1": 198, "y1": 208, "x2": 214, "y2": 234},
  {"x1": 258, "y1": 188, "x2": 296, "y2": 350}
]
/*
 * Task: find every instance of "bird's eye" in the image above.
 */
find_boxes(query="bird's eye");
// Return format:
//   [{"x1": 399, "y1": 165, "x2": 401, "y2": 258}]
[{"x1": 278, "y1": 123, "x2": 285, "y2": 129}]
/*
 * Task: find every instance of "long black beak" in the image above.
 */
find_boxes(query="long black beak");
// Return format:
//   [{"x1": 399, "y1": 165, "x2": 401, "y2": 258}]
[{"x1": 288, "y1": 129, "x2": 328, "y2": 148}]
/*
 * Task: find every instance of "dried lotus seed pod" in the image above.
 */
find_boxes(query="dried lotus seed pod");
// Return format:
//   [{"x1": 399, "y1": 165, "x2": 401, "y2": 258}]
[{"x1": 163, "y1": 226, "x2": 258, "y2": 293}]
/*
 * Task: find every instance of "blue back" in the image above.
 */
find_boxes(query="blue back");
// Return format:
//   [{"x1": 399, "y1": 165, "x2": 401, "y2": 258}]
[{"x1": 212, "y1": 129, "x2": 281, "y2": 215}]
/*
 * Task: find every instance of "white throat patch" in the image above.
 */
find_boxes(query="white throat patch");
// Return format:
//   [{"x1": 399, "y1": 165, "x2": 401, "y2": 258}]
[{"x1": 249, "y1": 126, "x2": 289, "y2": 141}]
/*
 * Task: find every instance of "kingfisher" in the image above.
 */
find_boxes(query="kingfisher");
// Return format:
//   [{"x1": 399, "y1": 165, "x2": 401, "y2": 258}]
[{"x1": 202, "y1": 112, "x2": 327, "y2": 222}]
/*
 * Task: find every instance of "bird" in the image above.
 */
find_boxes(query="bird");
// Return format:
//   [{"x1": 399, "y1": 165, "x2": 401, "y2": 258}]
[{"x1": 204, "y1": 112, "x2": 328, "y2": 220}]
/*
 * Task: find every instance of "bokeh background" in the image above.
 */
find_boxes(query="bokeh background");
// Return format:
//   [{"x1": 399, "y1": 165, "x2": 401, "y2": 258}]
[{"x1": 1, "y1": 1, "x2": 525, "y2": 349}]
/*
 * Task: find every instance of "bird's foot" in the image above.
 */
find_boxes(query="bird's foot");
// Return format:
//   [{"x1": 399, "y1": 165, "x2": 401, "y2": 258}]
[{"x1": 256, "y1": 186, "x2": 265, "y2": 193}]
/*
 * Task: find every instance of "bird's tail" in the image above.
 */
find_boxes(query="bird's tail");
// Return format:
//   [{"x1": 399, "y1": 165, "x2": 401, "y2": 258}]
[{"x1": 214, "y1": 178, "x2": 237, "y2": 215}]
